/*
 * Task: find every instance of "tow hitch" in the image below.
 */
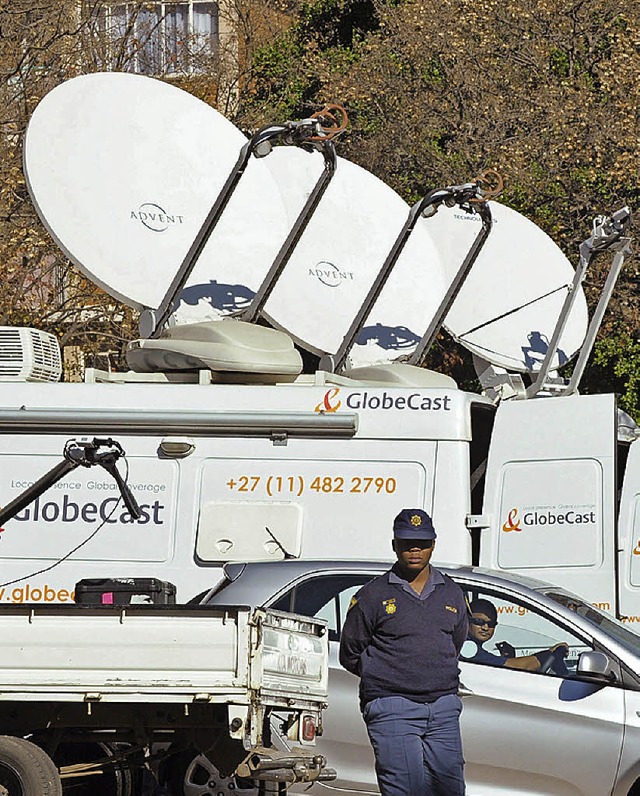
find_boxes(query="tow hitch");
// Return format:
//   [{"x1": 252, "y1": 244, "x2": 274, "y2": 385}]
[{"x1": 236, "y1": 747, "x2": 336, "y2": 788}]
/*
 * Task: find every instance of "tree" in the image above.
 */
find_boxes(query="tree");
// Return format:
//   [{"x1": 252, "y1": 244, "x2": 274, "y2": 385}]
[
  {"x1": 238, "y1": 0, "x2": 640, "y2": 414},
  {"x1": 3, "y1": 0, "x2": 640, "y2": 405},
  {"x1": 0, "y1": 0, "x2": 266, "y2": 372},
  {"x1": 0, "y1": 1, "x2": 137, "y2": 372}
]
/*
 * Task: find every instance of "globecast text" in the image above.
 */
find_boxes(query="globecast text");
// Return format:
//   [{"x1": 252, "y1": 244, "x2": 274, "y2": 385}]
[{"x1": 10, "y1": 495, "x2": 166, "y2": 525}]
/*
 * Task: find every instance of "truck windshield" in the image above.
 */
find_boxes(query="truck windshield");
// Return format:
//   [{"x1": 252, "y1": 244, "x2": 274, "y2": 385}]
[{"x1": 546, "y1": 591, "x2": 640, "y2": 656}]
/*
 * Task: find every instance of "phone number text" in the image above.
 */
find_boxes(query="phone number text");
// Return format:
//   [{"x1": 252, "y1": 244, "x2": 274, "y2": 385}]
[{"x1": 225, "y1": 475, "x2": 397, "y2": 497}]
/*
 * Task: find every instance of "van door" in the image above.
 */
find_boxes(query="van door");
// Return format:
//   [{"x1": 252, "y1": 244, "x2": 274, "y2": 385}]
[
  {"x1": 616, "y1": 437, "x2": 640, "y2": 623},
  {"x1": 478, "y1": 393, "x2": 617, "y2": 613}
]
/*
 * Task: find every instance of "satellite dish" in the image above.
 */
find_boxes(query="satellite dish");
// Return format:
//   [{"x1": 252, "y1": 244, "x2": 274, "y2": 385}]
[
  {"x1": 423, "y1": 201, "x2": 588, "y2": 372},
  {"x1": 25, "y1": 72, "x2": 446, "y2": 367},
  {"x1": 23, "y1": 72, "x2": 289, "y2": 317},
  {"x1": 261, "y1": 147, "x2": 446, "y2": 365}
]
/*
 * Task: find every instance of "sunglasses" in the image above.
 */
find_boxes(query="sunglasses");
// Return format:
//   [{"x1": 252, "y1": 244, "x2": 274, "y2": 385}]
[
  {"x1": 469, "y1": 616, "x2": 497, "y2": 628},
  {"x1": 395, "y1": 539, "x2": 434, "y2": 548}
]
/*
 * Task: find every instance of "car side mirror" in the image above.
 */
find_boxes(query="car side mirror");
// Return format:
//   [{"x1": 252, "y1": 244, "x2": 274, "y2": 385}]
[{"x1": 576, "y1": 651, "x2": 616, "y2": 683}]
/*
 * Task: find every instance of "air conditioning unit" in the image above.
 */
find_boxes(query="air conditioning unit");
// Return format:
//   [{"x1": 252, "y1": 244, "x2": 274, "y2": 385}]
[{"x1": 0, "y1": 327, "x2": 62, "y2": 382}]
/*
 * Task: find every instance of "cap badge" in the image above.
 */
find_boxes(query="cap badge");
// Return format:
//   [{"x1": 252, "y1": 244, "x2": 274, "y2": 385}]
[{"x1": 410, "y1": 514, "x2": 422, "y2": 526}]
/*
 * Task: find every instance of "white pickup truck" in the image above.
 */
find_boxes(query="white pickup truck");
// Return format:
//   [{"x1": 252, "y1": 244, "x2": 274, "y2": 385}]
[{"x1": 0, "y1": 601, "x2": 332, "y2": 795}]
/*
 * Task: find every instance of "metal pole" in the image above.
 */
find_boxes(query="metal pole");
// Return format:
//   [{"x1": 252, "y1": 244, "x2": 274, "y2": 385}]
[
  {"x1": 322, "y1": 182, "x2": 495, "y2": 374},
  {"x1": 564, "y1": 239, "x2": 631, "y2": 395},
  {"x1": 0, "y1": 459, "x2": 79, "y2": 526},
  {"x1": 526, "y1": 207, "x2": 631, "y2": 398},
  {"x1": 142, "y1": 136, "x2": 256, "y2": 339},
  {"x1": 241, "y1": 142, "x2": 337, "y2": 323},
  {"x1": 409, "y1": 201, "x2": 493, "y2": 366}
]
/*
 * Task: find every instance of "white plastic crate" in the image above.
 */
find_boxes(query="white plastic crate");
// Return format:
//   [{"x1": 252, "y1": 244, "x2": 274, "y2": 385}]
[{"x1": 0, "y1": 327, "x2": 62, "y2": 382}]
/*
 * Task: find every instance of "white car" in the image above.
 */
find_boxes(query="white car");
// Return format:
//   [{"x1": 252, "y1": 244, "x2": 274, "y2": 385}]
[{"x1": 163, "y1": 561, "x2": 640, "y2": 796}]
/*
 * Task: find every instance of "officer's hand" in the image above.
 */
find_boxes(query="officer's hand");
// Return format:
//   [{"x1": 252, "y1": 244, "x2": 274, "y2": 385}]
[{"x1": 550, "y1": 642, "x2": 569, "y2": 658}]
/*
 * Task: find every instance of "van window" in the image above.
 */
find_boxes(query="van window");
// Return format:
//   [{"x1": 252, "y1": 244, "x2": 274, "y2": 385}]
[{"x1": 469, "y1": 402, "x2": 495, "y2": 563}]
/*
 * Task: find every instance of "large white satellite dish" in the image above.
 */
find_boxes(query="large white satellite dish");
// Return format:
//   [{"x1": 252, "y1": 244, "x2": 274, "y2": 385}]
[
  {"x1": 23, "y1": 72, "x2": 290, "y2": 316},
  {"x1": 424, "y1": 201, "x2": 589, "y2": 372},
  {"x1": 25, "y1": 73, "x2": 448, "y2": 366},
  {"x1": 261, "y1": 147, "x2": 446, "y2": 365}
]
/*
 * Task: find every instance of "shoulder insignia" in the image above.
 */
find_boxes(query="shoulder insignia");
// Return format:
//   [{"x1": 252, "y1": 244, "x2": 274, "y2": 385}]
[
  {"x1": 445, "y1": 605, "x2": 458, "y2": 613},
  {"x1": 347, "y1": 596, "x2": 358, "y2": 611},
  {"x1": 382, "y1": 597, "x2": 397, "y2": 615}
]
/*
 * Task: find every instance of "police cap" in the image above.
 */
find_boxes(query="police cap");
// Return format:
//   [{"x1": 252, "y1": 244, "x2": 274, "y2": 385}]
[{"x1": 393, "y1": 508, "x2": 437, "y2": 540}]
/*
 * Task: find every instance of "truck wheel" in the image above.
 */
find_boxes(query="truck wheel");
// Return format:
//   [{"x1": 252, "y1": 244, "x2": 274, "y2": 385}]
[
  {"x1": 0, "y1": 735, "x2": 62, "y2": 796},
  {"x1": 161, "y1": 748, "x2": 256, "y2": 795},
  {"x1": 55, "y1": 741, "x2": 134, "y2": 795}
]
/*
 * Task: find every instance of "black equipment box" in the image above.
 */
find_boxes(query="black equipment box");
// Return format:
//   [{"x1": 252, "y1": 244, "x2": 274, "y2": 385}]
[{"x1": 74, "y1": 578, "x2": 177, "y2": 605}]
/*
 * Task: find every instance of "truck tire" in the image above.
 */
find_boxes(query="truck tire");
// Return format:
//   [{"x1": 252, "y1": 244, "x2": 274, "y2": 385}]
[
  {"x1": 0, "y1": 735, "x2": 62, "y2": 796},
  {"x1": 160, "y1": 748, "x2": 257, "y2": 795},
  {"x1": 54, "y1": 741, "x2": 134, "y2": 795}
]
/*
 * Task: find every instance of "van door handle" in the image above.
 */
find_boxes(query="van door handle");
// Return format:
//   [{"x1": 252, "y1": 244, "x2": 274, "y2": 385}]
[{"x1": 458, "y1": 683, "x2": 474, "y2": 697}]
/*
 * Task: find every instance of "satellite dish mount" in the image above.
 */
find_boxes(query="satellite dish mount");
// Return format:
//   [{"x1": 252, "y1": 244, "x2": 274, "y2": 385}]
[
  {"x1": 320, "y1": 170, "x2": 502, "y2": 374},
  {"x1": 139, "y1": 105, "x2": 349, "y2": 339},
  {"x1": 526, "y1": 206, "x2": 632, "y2": 398}
]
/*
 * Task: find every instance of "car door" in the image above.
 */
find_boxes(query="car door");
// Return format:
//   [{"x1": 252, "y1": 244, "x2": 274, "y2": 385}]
[
  {"x1": 271, "y1": 571, "x2": 381, "y2": 793},
  {"x1": 457, "y1": 581, "x2": 625, "y2": 796},
  {"x1": 273, "y1": 568, "x2": 626, "y2": 795}
]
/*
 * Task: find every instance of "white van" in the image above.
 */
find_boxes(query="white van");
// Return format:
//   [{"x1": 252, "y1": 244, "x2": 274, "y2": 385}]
[{"x1": 0, "y1": 361, "x2": 639, "y2": 625}]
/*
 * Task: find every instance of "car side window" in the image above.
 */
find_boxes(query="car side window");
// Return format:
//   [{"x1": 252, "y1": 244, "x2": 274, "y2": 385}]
[
  {"x1": 270, "y1": 574, "x2": 376, "y2": 642},
  {"x1": 460, "y1": 587, "x2": 591, "y2": 677}
]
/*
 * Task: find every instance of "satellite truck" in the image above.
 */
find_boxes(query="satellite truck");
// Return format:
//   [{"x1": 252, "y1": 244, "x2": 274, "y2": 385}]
[{"x1": 0, "y1": 70, "x2": 637, "y2": 630}]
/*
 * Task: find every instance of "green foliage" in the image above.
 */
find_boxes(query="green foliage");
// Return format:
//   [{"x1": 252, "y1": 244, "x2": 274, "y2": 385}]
[
  {"x1": 238, "y1": 0, "x2": 640, "y2": 403},
  {"x1": 241, "y1": 0, "x2": 381, "y2": 120},
  {"x1": 248, "y1": 31, "x2": 314, "y2": 115},
  {"x1": 587, "y1": 332, "x2": 640, "y2": 421},
  {"x1": 549, "y1": 47, "x2": 571, "y2": 78},
  {"x1": 296, "y1": 0, "x2": 380, "y2": 47}
]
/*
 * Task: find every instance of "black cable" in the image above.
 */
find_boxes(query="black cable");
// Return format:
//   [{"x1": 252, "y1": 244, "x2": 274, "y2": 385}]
[
  {"x1": 0, "y1": 457, "x2": 131, "y2": 590},
  {"x1": 458, "y1": 285, "x2": 568, "y2": 338}
]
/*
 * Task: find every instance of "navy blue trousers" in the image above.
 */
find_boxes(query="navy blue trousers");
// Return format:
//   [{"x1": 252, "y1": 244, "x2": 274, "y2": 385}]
[{"x1": 364, "y1": 694, "x2": 465, "y2": 796}]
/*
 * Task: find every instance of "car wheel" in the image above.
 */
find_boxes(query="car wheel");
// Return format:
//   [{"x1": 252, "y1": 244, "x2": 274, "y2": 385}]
[
  {"x1": 0, "y1": 735, "x2": 62, "y2": 796},
  {"x1": 160, "y1": 748, "x2": 257, "y2": 796}
]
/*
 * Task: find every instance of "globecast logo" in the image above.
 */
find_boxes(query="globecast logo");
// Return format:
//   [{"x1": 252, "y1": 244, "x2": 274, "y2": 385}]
[
  {"x1": 314, "y1": 388, "x2": 452, "y2": 413},
  {"x1": 315, "y1": 388, "x2": 342, "y2": 413},
  {"x1": 502, "y1": 509, "x2": 521, "y2": 532},
  {"x1": 502, "y1": 506, "x2": 596, "y2": 531},
  {"x1": 10, "y1": 494, "x2": 166, "y2": 525}
]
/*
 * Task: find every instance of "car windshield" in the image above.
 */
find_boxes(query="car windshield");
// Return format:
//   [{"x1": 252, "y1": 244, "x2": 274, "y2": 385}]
[
  {"x1": 545, "y1": 590, "x2": 640, "y2": 655},
  {"x1": 192, "y1": 572, "x2": 232, "y2": 604}
]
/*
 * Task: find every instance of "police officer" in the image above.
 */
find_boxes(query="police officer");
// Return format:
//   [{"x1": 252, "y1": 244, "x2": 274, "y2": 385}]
[{"x1": 339, "y1": 508, "x2": 468, "y2": 796}]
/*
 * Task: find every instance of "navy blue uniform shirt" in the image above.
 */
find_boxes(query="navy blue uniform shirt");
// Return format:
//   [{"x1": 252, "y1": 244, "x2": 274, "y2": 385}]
[{"x1": 339, "y1": 564, "x2": 469, "y2": 708}]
